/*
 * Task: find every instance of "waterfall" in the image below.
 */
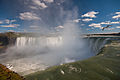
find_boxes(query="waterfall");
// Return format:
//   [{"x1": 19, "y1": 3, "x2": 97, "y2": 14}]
[
  {"x1": 0, "y1": 36, "x2": 111, "y2": 75},
  {"x1": 87, "y1": 37, "x2": 110, "y2": 54},
  {"x1": 16, "y1": 36, "x2": 63, "y2": 47}
]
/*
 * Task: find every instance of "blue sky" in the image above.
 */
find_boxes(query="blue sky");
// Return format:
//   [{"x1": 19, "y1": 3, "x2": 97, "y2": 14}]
[{"x1": 0, "y1": 0, "x2": 120, "y2": 33}]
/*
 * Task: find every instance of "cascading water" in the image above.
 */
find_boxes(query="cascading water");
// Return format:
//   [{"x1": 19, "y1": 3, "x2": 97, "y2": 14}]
[
  {"x1": 87, "y1": 37, "x2": 110, "y2": 54},
  {"x1": 0, "y1": 20, "x2": 111, "y2": 75},
  {"x1": 0, "y1": 36, "x2": 110, "y2": 75},
  {"x1": 1, "y1": 36, "x2": 108, "y2": 74},
  {"x1": 16, "y1": 36, "x2": 63, "y2": 47},
  {"x1": 0, "y1": 36, "x2": 65, "y2": 75}
]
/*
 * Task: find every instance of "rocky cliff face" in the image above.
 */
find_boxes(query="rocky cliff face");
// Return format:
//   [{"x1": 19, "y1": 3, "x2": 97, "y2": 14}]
[
  {"x1": 0, "y1": 64, "x2": 25, "y2": 80},
  {"x1": 0, "y1": 36, "x2": 9, "y2": 46},
  {"x1": 0, "y1": 32, "x2": 17, "y2": 46},
  {"x1": 0, "y1": 32, "x2": 17, "y2": 53}
]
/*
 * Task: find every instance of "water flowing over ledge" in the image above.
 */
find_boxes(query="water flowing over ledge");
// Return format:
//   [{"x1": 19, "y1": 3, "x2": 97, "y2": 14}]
[
  {"x1": 0, "y1": 36, "x2": 110, "y2": 75},
  {"x1": 16, "y1": 36, "x2": 63, "y2": 47}
]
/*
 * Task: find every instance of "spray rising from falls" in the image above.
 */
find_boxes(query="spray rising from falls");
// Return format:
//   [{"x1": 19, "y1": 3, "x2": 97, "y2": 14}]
[
  {"x1": 0, "y1": 36, "x2": 110, "y2": 75},
  {"x1": 0, "y1": 22, "x2": 110, "y2": 75}
]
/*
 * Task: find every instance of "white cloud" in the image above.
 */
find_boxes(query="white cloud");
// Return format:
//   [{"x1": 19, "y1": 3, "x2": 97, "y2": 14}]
[
  {"x1": 111, "y1": 21, "x2": 120, "y2": 24},
  {"x1": 11, "y1": 20, "x2": 16, "y2": 23},
  {"x1": 100, "y1": 21, "x2": 111, "y2": 25},
  {"x1": 89, "y1": 23, "x2": 102, "y2": 28},
  {"x1": 5, "y1": 19, "x2": 10, "y2": 24},
  {"x1": 89, "y1": 21, "x2": 120, "y2": 30},
  {"x1": 4, "y1": 19, "x2": 16, "y2": 24},
  {"x1": 89, "y1": 21, "x2": 120, "y2": 29},
  {"x1": 0, "y1": 19, "x2": 16, "y2": 24},
  {"x1": 29, "y1": 25, "x2": 39, "y2": 28},
  {"x1": 80, "y1": 24, "x2": 85, "y2": 26},
  {"x1": 0, "y1": 21, "x2": 3, "y2": 24},
  {"x1": 115, "y1": 12, "x2": 120, "y2": 14},
  {"x1": 19, "y1": 12, "x2": 40, "y2": 20},
  {"x1": 116, "y1": 26, "x2": 120, "y2": 28},
  {"x1": 73, "y1": 19, "x2": 81, "y2": 23},
  {"x1": 55, "y1": 25, "x2": 64, "y2": 31},
  {"x1": 112, "y1": 12, "x2": 120, "y2": 19},
  {"x1": 100, "y1": 21, "x2": 120, "y2": 25},
  {"x1": 81, "y1": 11, "x2": 99, "y2": 18},
  {"x1": 1, "y1": 24, "x2": 19, "y2": 27},
  {"x1": 29, "y1": 0, "x2": 54, "y2": 9},
  {"x1": 44, "y1": 0, "x2": 54, "y2": 3},
  {"x1": 29, "y1": 6, "x2": 38, "y2": 9},
  {"x1": 55, "y1": 25, "x2": 64, "y2": 29},
  {"x1": 106, "y1": 28, "x2": 115, "y2": 30},
  {"x1": 82, "y1": 18, "x2": 93, "y2": 22},
  {"x1": 7, "y1": 30, "x2": 15, "y2": 32},
  {"x1": 112, "y1": 15, "x2": 120, "y2": 19},
  {"x1": 32, "y1": 0, "x2": 47, "y2": 9}
]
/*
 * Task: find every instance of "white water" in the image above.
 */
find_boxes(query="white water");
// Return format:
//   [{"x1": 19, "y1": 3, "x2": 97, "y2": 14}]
[
  {"x1": 16, "y1": 36, "x2": 63, "y2": 47},
  {"x1": 0, "y1": 36, "x2": 110, "y2": 75},
  {"x1": 0, "y1": 36, "x2": 86, "y2": 74}
]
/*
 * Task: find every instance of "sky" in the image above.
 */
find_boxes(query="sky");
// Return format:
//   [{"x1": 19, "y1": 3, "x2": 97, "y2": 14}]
[{"x1": 0, "y1": 0, "x2": 120, "y2": 33}]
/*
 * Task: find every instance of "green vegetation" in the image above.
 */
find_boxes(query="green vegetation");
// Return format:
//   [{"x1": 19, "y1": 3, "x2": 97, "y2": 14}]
[
  {"x1": 0, "y1": 32, "x2": 18, "y2": 38},
  {"x1": 26, "y1": 40, "x2": 120, "y2": 80},
  {"x1": 0, "y1": 33, "x2": 120, "y2": 80},
  {"x1": 0, "y1": 64, "x2": 25, "y2": 80}
]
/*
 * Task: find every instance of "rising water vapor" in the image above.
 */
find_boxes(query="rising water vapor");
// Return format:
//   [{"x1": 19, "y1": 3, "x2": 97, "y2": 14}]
[
  {"x1": 0, "y1": 20, "x2": 93, "y2": 75},
  {"x1": 0, "y1": 0, "x2": 94, "y2": 75}
]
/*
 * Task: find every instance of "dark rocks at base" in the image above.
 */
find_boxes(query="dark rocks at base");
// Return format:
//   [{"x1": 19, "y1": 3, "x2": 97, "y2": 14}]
[{"x1": 0, "y1": 64, "x2": 25, "y2": 80}]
